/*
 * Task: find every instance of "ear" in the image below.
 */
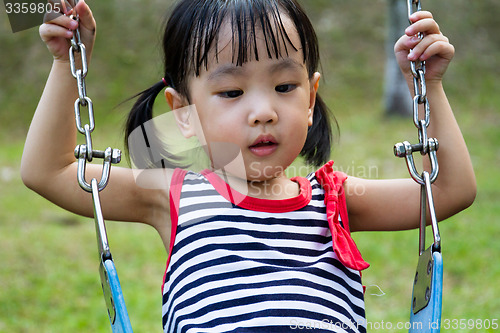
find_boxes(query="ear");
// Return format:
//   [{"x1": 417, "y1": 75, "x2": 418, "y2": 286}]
[
  {"x1": 165, "y1": 87, "x2": 195, "y2": 138},
  {"x1": 308, "y1": 72, "x2": 321, "y2": 127},
  {"x1": 165, "y1": 87, "x2": 185, "y2": 110}
]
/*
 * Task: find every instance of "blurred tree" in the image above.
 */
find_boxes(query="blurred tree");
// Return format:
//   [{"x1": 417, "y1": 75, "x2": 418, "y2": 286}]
[{"x1": 384, "y1": 0, "x2": 412, "y2": 116}]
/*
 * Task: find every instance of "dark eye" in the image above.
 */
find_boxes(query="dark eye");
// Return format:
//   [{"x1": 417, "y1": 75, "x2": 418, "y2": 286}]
[
  {"x1": 219, "y1": 90, "x2": 243, "y2": 98},
  {"x1": 275, "y1": 84, "x2": 297, "y2": 93}
]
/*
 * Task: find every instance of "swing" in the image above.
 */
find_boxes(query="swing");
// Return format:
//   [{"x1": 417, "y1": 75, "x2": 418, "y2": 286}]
[
  {"x1": 69, "y1": 1, "x2": 132, "y2": 331},
  {"x1": 393, "y1": 1, "x2": 443, "y2": 332},
  {"x1": 66, "y1": 1, "x2": 442, "y2": 332}
]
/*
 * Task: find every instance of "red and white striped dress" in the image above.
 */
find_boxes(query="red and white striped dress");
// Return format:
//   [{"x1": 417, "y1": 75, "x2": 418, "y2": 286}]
[{"x1": 162, "y1": 162, "x2": 369, "y2": 332}]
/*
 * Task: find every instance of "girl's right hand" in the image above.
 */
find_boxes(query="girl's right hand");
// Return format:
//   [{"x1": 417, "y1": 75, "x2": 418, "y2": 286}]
[{"x1": 39, "y1": 0, "x2": 96, "y2": 62}]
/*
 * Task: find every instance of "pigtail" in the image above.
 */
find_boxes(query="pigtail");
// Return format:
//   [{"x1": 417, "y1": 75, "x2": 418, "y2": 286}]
[
  {"x1": 125, "y1": 81, "x2": 164, "y2": 132},
  {"x1": 300, "y1": 93, "x2": 338, "y2": 167},
  {"x1": 125, "y1": 80, "x2": 164, "y2": 151},
  {"x1": 124, "y1": 80, "x2": 182, "y2": 169}
]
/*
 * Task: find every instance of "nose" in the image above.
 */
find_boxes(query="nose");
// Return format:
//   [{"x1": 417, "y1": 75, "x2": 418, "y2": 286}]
[{"x1": 248, "y1": 97, "x2": 278, "y2": 126}]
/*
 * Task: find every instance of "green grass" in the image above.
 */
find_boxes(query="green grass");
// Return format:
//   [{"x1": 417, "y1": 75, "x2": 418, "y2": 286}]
[{"x1": 1, "y1": 0, "x2": 499, "y2": 332}]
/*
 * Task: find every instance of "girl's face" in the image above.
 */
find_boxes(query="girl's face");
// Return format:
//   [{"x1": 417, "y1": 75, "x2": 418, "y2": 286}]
[{"x1": 169, "y1": 14, "x2": 320, "y2": 183}]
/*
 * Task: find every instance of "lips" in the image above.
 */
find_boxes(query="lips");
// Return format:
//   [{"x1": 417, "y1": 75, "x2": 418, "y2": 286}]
[{"x1": 249, "y1": 135, "x2": 278, "y2": 157}]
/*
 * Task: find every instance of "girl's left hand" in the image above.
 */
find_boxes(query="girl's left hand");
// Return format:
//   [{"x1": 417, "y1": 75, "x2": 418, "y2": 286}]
[{"x1": 395, "y1": 11, "x2": 455, "y2": 84}]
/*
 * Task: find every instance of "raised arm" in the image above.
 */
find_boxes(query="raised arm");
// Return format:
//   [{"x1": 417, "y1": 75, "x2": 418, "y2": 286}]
[
  {"x1": 346, "y1": 11, "x2": 476, "y2": 232},
  {"x1": 20, "y1": 1, "x2": 172, "y2": 243}
]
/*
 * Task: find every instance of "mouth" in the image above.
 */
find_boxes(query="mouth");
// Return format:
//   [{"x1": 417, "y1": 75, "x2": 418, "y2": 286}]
[{"x1": 249, "y1": 135, "x2": 278, "y2": 157}]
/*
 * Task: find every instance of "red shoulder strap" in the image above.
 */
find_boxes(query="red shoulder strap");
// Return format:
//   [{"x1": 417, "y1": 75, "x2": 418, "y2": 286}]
[
  {"x1": 168, "y1": 168, "x2": 187, "y2": 259},
  {"x1": 163, "y1": 168, "x2": 188, "y2": 289}
]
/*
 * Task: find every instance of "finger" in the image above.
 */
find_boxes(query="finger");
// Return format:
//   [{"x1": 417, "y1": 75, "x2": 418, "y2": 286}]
[
  {"x1": 394, "y1": 34, "x2": 412, "y2": 55},
  {"x1": 39, "y1": 22, "x2": 74, "y2": 41},
  {"x1": 73, "y1": 0, "x2": 96, "y2": 32},
  {"x1": 401, "y1": 34, "x2": 423, "y2": 52},
  {"x1": 394, "y1": 33, "x2": 426, "y2": 55},
  {"x1": 408, "y1": 34, "x2": 450, "y2": 61},
  {"x1": 43, "y1": 0, "x2": 71, "y2": 24},
  {"x1": 418, "y1": 40, "x2": 454, "y2": 62},
  {"x1": 406, "y1": 18, "x2": 441, "y2": 37},
  {"x1": 44, "y1": 10, "x2": 79, "y2": 31},
  {"x1": 409, "y1": 10, "x2": 433, "y2": 24},
  {"x1": 60, "y1": 0, "x2": 73, "y2": 15}
]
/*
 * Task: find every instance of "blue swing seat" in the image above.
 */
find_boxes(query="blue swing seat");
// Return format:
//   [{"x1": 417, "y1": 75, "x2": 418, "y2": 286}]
[
  {"x1": 99, "y1": 257, "x2": 133, "y2": 333},
  {"x1": 409, "y1": 248, "x2": 443, "y2": 333}
]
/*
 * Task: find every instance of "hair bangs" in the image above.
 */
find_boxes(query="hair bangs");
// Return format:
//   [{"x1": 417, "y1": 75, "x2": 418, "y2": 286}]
[{"x1": 188, "y1": 0, "x2": 305, "y2": 77}]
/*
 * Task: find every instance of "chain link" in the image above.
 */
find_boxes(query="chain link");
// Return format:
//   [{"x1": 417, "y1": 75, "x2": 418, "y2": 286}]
[
  {"x1": 68, "y1": 5, "x2": 121, "y2": 192},
  {"x1": 394, "y1": 0, "x2": 441, "y2": 253},
  {"x1": 69, "y1": 0, "x2": 120, "y2": 275},
  {"x1": 394, "y1": 0, "x2": 439, "y2": 185}
]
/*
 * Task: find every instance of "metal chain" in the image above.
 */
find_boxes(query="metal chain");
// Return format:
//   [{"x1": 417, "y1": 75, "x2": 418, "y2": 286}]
[
  {"x1": 68, "y1": 2, "x2": 121, "y2": 260},
  {"x1": 394, "y1": 0, "x2": 441, "y2": 253},
  {"x1": 68, "y1": 4, "x2": 121, "y2": 194}
]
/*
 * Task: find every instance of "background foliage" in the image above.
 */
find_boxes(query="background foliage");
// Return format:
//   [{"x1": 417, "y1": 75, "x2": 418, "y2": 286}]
[{"x1": 1, "y1": 0, "x2": 499, "y2": 332}]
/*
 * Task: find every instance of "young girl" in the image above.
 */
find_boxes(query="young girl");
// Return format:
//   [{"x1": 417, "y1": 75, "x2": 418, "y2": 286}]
[{"x1": 22, "y1": 0, "x2": 476, "y2": 332}]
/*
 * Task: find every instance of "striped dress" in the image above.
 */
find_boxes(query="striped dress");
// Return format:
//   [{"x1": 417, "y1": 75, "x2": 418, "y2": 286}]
[{"x1": 162, "y1": 163, "x2": 368, "y2": 332}]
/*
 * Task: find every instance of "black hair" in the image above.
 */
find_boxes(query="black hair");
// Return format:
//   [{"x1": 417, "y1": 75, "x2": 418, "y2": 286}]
[{"x1": 125, "y1": 0, "x2": 337, "y2": 168}]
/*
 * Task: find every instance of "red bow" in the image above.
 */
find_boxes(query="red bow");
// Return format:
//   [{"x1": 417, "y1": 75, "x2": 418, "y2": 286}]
[{"x1": 315, "y1": 161, "x2": 369, "y2": 271}]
